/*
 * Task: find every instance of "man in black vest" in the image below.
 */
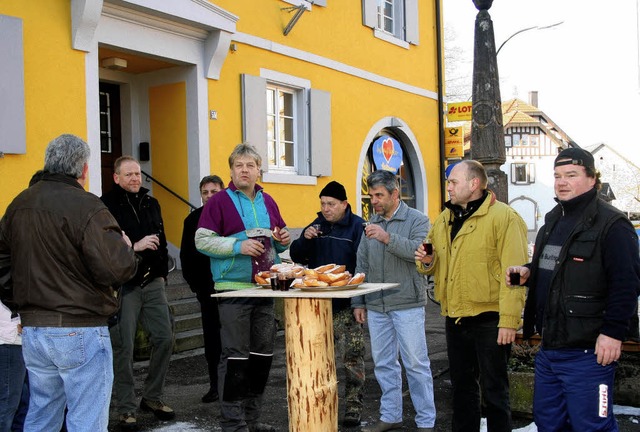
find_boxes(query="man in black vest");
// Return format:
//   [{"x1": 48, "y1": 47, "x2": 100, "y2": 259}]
[
  {"x1": 509, "y1": 147, "x2": 640, "y2": 431},
  {"x1": 180, "y1": 175, "x2": 224, "y2": 403}
]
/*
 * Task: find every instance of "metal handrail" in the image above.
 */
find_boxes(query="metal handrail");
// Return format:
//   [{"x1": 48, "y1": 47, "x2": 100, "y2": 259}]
[{"x1": 140, "y1": 170, "x2": 197, "y2": 211}]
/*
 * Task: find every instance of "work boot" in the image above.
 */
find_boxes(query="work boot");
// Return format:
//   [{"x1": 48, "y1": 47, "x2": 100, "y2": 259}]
[
  {"x1": 118, "y1": 412, "x2": 138, "y2": 431},
  {"x1": 140, "y1": 398, "x2": 176, "y2": 421},
  {"x1": 342, "y1": 410, "x2": 361, "y2": 427},
  {"x1": 201, "y1": 387, "x2": 219, "y2": 403},
  {"x1": 247, "y1": 422, "x2": 277, "y2": 432}
]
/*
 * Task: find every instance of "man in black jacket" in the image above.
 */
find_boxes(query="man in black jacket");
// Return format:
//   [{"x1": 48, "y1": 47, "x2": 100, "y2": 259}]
[
  {"x1": 0, "y1": 134, "x2": 137, "y2": 431},
  {"x1": 289, "y1": 181, "x2": 366, "y2": 427},
  {"x1": 509, "y1": 148, "x2": 640, "y2": 431},
  {"x1": 180, "y1": 175, "x2": 224, "y2": 403},
  {"x1": 101, "y1": 156, "x2": 175, "y2": 430}
]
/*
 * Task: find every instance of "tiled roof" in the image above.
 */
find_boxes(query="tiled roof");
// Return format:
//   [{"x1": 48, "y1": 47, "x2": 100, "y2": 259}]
[
  {"x1": 503, "y1": 110, "x2": 538, "y2": 127},
  {"x1": 502, "y1": 98, "x2": 539, "y2": 114}
]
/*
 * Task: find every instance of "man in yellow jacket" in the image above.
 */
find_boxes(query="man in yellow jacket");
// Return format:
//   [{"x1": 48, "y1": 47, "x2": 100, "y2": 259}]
[{"x1": 416, "y1": 160, "x2": 528, "y2": 432}]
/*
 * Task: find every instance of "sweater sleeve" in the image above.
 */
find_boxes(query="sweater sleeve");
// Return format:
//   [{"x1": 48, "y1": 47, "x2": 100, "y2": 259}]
[{"x1": 601, "y1": 219, "x2": 640, "y2": 341}]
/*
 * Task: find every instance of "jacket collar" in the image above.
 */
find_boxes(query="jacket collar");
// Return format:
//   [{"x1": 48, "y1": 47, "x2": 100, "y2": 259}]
[
  {"x1": 227, "y1": 181, "x2": 263, "y2": 196},
  {"x1": 41, "y1": 172, "x2": 84, "y2": 189},
  {"x1": 444, "y1": 190, "x2": 494, "y2": 219},
  {"x1": 112, "y1": 183, "x2": 150, "y2": 198},
  {"x1": 370, "y1": 200, "x2": 409, "y2": 223}
]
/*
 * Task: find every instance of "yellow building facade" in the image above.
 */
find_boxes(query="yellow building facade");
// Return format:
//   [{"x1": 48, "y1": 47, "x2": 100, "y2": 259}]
[{"x1": 0, "y1": 0, "x2": 444, "y2": 256}]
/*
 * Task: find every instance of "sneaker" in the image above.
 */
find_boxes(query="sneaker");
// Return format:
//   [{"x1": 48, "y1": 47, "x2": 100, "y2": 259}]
[
  {"x1": 118, "y1": 412, "x2": 138, "y2": 431},
  {"x1": 140, "y1": 398, "x2": 176, "y2": 421},
  {"x1": 247, "y1": 422, "x2": 277, "y2": 432},
  {"x1": 201, "y1": 387, "x2": 219, "y2": 403},
  {"x1": 342, "y1": 411, "x2": 361, "y2": 427}
]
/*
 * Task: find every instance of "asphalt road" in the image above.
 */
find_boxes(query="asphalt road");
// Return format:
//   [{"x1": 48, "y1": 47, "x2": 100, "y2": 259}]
[{"x1": 108, "y1": 300, "x2": 640, "y2": 431}]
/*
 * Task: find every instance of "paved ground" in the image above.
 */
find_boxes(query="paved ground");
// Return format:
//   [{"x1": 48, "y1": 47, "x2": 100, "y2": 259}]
[{"x1": 108, "y1": 299, "x2": 640, "y2": 431}]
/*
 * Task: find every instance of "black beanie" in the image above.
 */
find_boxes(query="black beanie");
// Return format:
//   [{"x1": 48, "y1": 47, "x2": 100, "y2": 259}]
[{"x1": 319, "y1": 181, "x2": 347, "y2": 201}]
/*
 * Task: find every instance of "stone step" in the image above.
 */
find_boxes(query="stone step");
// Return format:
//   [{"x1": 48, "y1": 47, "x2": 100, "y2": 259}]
[
  {"x1": 169, "y1": 297, "x2": 201, "y2": 316},
  {"x1": 174, "y1": 312, "x2": 202, "y2": 333},
  {"x1": 175, "y1": 328, "x2": 205, "y2": 353},
  {"x1": 166, "y1": 283, "x2": 195, "y2": 302}
]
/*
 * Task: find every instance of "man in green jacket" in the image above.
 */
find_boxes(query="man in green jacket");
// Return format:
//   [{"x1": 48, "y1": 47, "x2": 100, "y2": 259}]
[{"x1": 416, "y1": 160, "x2": 528, "y2": 432}]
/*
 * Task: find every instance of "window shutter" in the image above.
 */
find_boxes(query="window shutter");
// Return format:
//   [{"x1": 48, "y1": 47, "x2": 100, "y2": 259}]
[
  {"x1": 404, "y1": 0, "x2": 419, "y2": 45},
  {"x1": 241, "y1": 74, "x2": 268, "y2": 169},
  {"x1": 510, "y1": 164, "x2": 516, "y2": 184},
  {"x1": 529, "y1": 163, "x2": 536, "y2": 183},
  {"x1": 309, "y1": 88, "x2": 331, "y2": 177},
  {"x1": 314, "y1": 0, "x2": 327, "y2": 6},
  {"x1": 0, "y1": 15, "x2": 26, "y2": 154},
  {"x1": 362, "y1": 0, "x2": 376, "y2": 28}
]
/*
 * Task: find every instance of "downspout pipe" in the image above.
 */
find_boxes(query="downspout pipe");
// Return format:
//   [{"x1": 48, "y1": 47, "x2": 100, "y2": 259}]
[{"x1": 435, "y1": 0, "x2": 446, "y2": 209}]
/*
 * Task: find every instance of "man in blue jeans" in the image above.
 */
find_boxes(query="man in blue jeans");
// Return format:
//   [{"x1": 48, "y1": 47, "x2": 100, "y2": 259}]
[
  {"x1": 0, "y1": 134, "x2": 137, "y2": 431},
  {"x1": 352, "y1": 170, "x2": 435, "y2": 432}
]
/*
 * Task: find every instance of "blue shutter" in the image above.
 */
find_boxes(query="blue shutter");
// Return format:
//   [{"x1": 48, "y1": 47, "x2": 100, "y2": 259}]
[
  {"x1": 241, "y1": 74, "x2": 268, "y2": 169},
  {"x1": 405, "y1": 0, "x2": 419, "y2": 45},
  {"x1": 0, "y1": 15, "x2": 26, "y2": 154},
  {"x1": 309, "y1": 89, "x2": 331, "y2": 176},
  {"x1": 362, "y1": 0, "x2": 376, "y2": 28}
]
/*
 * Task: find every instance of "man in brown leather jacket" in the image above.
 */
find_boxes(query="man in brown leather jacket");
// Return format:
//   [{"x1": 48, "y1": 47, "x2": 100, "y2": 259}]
[{"x1": 0, "y1": 134, "x2": 138, "y2": 431}]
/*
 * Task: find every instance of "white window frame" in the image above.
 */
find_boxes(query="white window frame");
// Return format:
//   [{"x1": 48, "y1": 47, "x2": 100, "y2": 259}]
[
  {"x1": 511, "y1": 163, "x2": 536, "y2": 185},
  {"x1": 266, "y1": 83, "x2": 301, "y2": 175},
  {"x1": 362, "y1": 0, "x2": 419, "y2": 48},
  {"x1": 241, "y1": 70, "x2": 332, "y2": 185}
]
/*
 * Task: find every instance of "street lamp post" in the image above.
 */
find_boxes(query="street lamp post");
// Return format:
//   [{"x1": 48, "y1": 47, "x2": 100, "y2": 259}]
[{"x1": 470, "y1": 0, "x2": 508, "y2": 202}]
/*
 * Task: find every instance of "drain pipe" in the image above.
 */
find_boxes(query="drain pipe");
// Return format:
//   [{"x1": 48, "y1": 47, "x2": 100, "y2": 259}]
[{"x1": 435, "y1": 0, "x2": 446, "y2": 209}]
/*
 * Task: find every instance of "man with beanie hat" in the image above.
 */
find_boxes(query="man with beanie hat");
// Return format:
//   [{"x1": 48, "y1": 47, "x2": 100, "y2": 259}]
[
  {"x1": 289, "y1": 180, "x2": 366, "y2": 427},
  {"x1": 509, "y1": 147, "x2": 640, "y2": 431}
]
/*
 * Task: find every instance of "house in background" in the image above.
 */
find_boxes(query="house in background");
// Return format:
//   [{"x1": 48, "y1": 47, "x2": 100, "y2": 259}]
[
  {"x1": 499, "y1": 91, "x2": 574, "y2": 240},
  {"x1": 587, "y1": 143, "x2": 640, "y2": 217}
]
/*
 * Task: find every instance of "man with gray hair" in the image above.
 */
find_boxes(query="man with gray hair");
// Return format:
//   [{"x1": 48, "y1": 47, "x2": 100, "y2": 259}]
[
  {"x1": 353, "y1": 169, "x2": 436, "y2": 432},
  {"x1": 196, "y1": 143, "x2": 291, "y2": 432},
  {"x1": 0, "y1": 134, "x2": 138, "y2": 431}
]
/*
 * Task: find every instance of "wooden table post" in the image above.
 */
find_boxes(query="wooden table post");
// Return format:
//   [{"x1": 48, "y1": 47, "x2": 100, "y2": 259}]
[
  {"x1": 284, "y1": 298, "x2": 337, "y2": 431},
  {"x1": 213, "y1": 283, "x2": 397, "y2": 431}
]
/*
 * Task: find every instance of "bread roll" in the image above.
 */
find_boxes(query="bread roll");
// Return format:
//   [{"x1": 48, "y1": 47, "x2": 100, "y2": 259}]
[
  {"x1": 255, "y1": 275, "x2": 269, "y2": 285},
  {"x1": 348, "y1": 273, "x2": 365, "y2": 285},
  {"x1": 329, "y1": 265, "x2": 346, "y2": 274},
  {"x1": 314, "y1": 264, "x2": 335, "y2": 274},
  {"x1": 329, "y1": 279, "x2": 349, "y2": 287}
]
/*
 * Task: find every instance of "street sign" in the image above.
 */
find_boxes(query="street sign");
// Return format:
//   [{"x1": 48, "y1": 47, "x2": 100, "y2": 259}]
[
  {"x1": 447, "y1": 101, "x2": 473, "y2": 122},
  {"x1": 444, "y1": 126, "x2": 464, "y2": 159}
]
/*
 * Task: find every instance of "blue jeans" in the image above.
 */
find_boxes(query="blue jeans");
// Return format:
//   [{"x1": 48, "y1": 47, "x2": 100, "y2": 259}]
[
  {"x1": 22, "y1": 326, "x2": 113, "y2": 432},
  {"x1": 367, "y1": 307, "x2": 436, "y2": 428},
  {"x1": 534, "y1": 347, "x2": 618, "y2": 432},
  {"x1": 0, "y1": 343, "x2": 27, "y2": 431}
]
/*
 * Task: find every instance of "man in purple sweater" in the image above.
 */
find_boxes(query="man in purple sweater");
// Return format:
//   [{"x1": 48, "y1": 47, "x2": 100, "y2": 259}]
[{"x1": 195, "y1": 144, "x2": 290, "y2": 432}]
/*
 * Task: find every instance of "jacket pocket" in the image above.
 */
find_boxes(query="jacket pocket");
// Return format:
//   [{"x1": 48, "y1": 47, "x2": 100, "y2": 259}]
[{"x1": 564, "y1": 295, "x2": 605, "y2": 318}]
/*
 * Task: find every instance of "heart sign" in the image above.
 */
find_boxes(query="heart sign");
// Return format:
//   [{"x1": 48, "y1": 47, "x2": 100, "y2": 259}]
[
  {"x1": 382, "y1": 138, "x2": 394, "y2": 163},
  {"x1": 372, "y1": 135, "x2": 403, "y2": 173}
]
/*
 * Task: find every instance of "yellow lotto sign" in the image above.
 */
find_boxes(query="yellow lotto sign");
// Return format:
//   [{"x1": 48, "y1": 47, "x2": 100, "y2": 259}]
[
  {"x1": 447, "y1": 102, "x2": 473, "y2": 122},
  {"x1": 445, "y1": 127, "x2": 464, "y2": 158}
]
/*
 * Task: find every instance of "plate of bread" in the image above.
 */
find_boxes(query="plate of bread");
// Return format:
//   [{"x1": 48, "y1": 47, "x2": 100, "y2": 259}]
[{"x1": 292, "y1": 264, "x2": 365, "y2": 292}]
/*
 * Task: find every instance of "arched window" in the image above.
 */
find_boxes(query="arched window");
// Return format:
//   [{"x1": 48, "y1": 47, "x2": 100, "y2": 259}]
[{"x1": 360, "y1": 129, "x2": 416, "y2": 220}]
